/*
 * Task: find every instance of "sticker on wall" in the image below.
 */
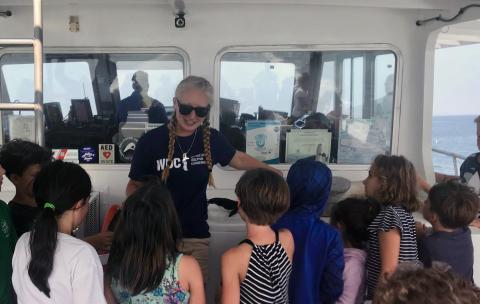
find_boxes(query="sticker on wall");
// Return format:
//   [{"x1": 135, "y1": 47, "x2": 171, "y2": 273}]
[
  {"x1": 118, "y1": 137, "x2": 138, "y2": 163},
  {"x1": 52, "y1": 149, "x2": 79, "y2": 163},
  {"x1": 99, "y1": 144, "x2": 115, "y2": 164},
  {"x1": 79, "y1": 146, "x2": 98, "y2": 164}
]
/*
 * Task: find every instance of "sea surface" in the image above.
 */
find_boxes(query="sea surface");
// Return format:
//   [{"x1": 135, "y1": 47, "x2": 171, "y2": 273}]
[{"x1": 432, "y1": 115, "x2": 477, "y2": 175}]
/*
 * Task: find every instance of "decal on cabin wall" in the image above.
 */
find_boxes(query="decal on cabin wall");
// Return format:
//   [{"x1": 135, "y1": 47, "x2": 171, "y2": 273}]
[
  {"x1": 52, "y1": 149, "x2": 79, "y2": 164},
  {"x1": 118, "y1": 137, "x2": 138, "y2": 163},
  {"x1": 79, "y1": 146, "x2": 98, "y2": 164},
  {"x1": 99, "y1": 144, "x2": 115, "y2": 164}
]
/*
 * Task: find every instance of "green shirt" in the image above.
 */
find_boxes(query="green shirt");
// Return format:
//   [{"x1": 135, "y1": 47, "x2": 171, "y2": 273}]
[{"x1": 0, "y1": 200, "x2": 17, "y2": 303}]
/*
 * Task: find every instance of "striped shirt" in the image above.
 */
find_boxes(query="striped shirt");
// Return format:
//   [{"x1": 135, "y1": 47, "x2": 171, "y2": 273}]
[
  {"x1": 366, "y1": 205, "x2": 418, "y2": 299},
  {"x1": 239, "y1": 231, "x2": 292, "y2": 304}
]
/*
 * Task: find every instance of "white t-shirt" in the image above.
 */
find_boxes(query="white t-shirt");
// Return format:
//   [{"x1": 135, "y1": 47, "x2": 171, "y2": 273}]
[{"x1": 12, "y1": 232, "x2": 106, "y2": 304}]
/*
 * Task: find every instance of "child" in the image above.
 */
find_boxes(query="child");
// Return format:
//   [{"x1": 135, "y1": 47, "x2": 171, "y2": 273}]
[
  {"x1": 331, "y1": 198, "x2": 380, "y2": 304},
  {"x1": 374, "y1": 262, "x2": 480, "y2": 304},
  {"x1": 12, "y1": 160, "x2": 106, "y2": 303},
  {"x1": 106, "y1": 183, "x2": 205, "y2": 303},
  {"x1": 221, "y1": 168, "x2": 293, "y2": 304},
  {"x1": 363, "y1": 154, "x2": 420, "y2": 299},
  {"x1": 273, "y1": 158, "x2": 344, "y2": 304},
  {"x1": 0, "y1": 139, "x2": 112, "y2": 251},
  {"x1": 0, "y1": 164, "x2": 17, "y2": 304},
  {"x1": 418, "y1": 181, "x2": 479, "y2": 282},
  {"x1": 0, "y1": 139, "x2": 52, "y2": 236}
]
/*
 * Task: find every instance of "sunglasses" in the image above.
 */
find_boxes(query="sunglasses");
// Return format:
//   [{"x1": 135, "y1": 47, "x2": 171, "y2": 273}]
[{"x1": 175, "y1": 98, "x2": 210, "y2": 118}]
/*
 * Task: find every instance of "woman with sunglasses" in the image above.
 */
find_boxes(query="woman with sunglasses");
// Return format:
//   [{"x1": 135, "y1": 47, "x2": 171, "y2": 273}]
[{"x1": 127, "y1": 75, "x2": 281, "y2": 280}]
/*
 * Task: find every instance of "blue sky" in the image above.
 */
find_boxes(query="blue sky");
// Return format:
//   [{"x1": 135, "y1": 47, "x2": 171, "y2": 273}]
[{"x1": 434, "y1": 43, "x2": 480, "y2": 116}]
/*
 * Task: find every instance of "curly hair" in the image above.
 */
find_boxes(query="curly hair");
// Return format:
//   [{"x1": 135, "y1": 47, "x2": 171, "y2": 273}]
[
  {"x1": 374, "y1": 262, "x2": 480, "y2": 304},
  {"x1": 370, "y1": 155, "x2": 421, "y2": 212}
]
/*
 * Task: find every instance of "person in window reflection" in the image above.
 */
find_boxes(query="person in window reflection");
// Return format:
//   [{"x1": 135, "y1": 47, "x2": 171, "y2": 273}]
[
  {"x1": 373, "y1": 74, "x2": 395, "y2": 147},
  {"x1": 291, "y1": 72, "x2": 312, "y2": 120},
  {"x1": 127, "y1": 76, "x2": 282, "y2": 281},
  {"x1": 116, "y1": 71, "x2": 168, "y2": 124}
]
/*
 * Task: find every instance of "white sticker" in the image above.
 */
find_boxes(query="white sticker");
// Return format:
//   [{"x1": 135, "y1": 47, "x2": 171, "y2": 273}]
[
  {"x1": 99, "y1": 144, "x2": 115, "y2": 164},
  {"x1": 52, "y1": 149, "x2": 79, "y2": 163}
]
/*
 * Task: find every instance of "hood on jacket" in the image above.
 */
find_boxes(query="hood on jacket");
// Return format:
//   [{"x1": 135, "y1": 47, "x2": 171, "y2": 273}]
[{"x1": 287, "y1": 157, "x2": 332, "y2": 216}]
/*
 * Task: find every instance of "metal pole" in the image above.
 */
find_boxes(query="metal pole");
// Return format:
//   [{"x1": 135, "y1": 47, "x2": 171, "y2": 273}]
[
  {"x1": 453, "y1": 157, "x2": 459, "y2": 176},
  {"x1": 0, "y1": 103, "x2": 41, "y2": 110},
  {"x1": 33, "y1": 0, "x2": 44, "y2": 145},
  {"x1": 0, "y1": 38, "x2": 34, "y2": 45}
]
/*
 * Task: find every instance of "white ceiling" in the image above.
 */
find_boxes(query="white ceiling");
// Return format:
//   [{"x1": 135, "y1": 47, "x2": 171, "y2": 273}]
[{"x1": 0, "y1": 0, "x2": 476, "y2": 10}]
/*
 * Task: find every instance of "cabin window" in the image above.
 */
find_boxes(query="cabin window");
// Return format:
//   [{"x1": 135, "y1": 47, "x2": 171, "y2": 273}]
[
  {"x1": 219, "y1": 50, "x2": 396, "y2": 165},
  {"x1": 0, "y1": 52, "x2": 185, "y2": 164}
]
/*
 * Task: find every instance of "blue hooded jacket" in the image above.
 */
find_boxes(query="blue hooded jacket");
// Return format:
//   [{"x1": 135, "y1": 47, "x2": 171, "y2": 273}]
[{"x1": 273, "y1": 158, "x2": 344, "y2": 304}]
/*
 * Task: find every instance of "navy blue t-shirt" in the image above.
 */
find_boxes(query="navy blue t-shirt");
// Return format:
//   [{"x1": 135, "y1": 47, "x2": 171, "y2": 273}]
[
  {"x1": 418, "y1": 227, "x2": 474, "y2": 282},
  {"x1": 129, "y1": 124, "x2": 236, "y2": 238}
]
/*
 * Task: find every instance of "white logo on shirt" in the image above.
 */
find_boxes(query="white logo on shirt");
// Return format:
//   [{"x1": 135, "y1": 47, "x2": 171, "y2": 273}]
[{"x1": 156, "y1": 157, "x2": 188, "y2": 172}]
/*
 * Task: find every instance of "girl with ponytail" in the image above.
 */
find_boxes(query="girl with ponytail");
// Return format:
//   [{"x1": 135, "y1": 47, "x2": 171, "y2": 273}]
[
  {"x1": 12, "y1": 160, "x2": 106, "y2": 304},
  {"x1": 128, "y1": 75, "x2": 281, "y2": 279}
]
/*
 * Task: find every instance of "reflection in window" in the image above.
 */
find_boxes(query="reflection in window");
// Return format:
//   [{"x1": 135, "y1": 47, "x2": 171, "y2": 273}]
[
  {"x1": 219, "y1": 49, "x2": 397, "y2": 165},
  {"x1": 0, "y1": 52, "x2": 185, "y2": 164}
]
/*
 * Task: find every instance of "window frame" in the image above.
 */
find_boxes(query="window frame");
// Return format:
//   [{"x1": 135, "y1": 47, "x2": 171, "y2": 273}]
[
  {"x1": 0, "y1": 46, "x2": 190, "y2": 168},
  {"x1": 214, "y1": 44, "x2": 402, "y2": 171}
]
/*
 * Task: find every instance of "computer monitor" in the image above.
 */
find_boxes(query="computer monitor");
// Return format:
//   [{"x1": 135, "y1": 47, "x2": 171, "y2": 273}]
[
  {"x1": 258, "y1": 106, "x2": 288, "y2": 121},
  {"x1": 44, "y1": 102, "x2": 64, "y2": 129},
  {"x1": 71, "y1": 99, "x2": 93, "y2": 125}
]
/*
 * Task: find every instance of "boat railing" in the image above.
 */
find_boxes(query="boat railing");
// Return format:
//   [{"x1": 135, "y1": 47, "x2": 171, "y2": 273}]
[{"x1": 432, "y1": 148, "x2": 467, "y2": 176}]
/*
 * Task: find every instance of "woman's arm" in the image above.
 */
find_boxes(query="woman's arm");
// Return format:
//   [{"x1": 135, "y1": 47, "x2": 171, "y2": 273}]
[
  {"x1": 378, "y1": 229, "x2": 401, "y2": 276},
  {"x1": 228, "y1": 151, "x2": 282, "y2": 176},
  {"x1": 221, "y1": 250, "x2": 241, "y2": 304}
]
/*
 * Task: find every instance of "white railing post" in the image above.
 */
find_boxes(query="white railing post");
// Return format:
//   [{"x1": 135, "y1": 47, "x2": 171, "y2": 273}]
[{"x1": 33, "y1": 0, "x2": 44, "y2": 146}]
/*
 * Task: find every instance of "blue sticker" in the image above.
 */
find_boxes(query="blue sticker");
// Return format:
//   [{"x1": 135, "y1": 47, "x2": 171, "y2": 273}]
[{"x1": 79, "y1": 146, "x2": 98, "y2": 163}]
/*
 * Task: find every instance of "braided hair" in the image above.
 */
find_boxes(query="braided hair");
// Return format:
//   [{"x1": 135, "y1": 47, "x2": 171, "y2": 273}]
[
  {"x1": 202, "y1": 119, "x2": 215, "y2": 187},
  {"x1": 161, "y1": 114, "x2": 177, "y2": 183},
  {"x1": 162, "y1": 76, "x2": 215, "y2": 187}
]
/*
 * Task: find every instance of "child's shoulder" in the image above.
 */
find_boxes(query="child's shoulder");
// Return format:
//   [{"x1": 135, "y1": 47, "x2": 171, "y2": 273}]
[
  {"x1": 278, "y1": 228, "x2": 294, "y2": 257},
  {"x1": 377, "y1": 204, "x2": 412, "y2": 219},
  {"x1": 222, "y1": 242, "x2": 252, "y2": 263},
  {"x1": 57, "y1": 233, "x2": 100, "y2": 260}
]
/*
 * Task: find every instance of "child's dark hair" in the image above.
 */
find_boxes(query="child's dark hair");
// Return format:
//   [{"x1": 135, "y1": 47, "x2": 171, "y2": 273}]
[
  {"x1": 428, "y1": 181, "x2": 479, "y2": 229},
  {"x1": 235, "y1": 168, "x2": 290, "y2": 225},
  {"x1": 29, "y1": 160, "x2": 92, "y2": 297},
  {"x1": 108, "y1": 183, "x2": 181, "y2": 295},
  {"x1": 371, "y1": 154, "x2": 421, "y2": 212},
  {"x1": 330, "y1": 197, "x2": 380, "y2": 249},
  {"x1": 0, "y1": 139, "x2": 52, "y2": 178}
]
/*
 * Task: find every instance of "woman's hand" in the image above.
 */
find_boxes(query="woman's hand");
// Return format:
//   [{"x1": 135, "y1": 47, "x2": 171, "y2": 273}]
[{"x1": 84, "y1": 231, "x2": 114, "y2": 252}]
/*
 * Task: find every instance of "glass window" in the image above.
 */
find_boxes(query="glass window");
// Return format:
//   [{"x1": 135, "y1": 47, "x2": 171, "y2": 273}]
[
  {"x1": 0, "y1": 52, "x2": 185, "y2": 163},
  {"x1": 219, "y1": 49, "x2": 396, "y2": 165}
]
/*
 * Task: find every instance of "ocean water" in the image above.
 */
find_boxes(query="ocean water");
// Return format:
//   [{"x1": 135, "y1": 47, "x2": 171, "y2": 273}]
[{"x1": 432, "y1": 115, "x2": 477, "y2": 175}]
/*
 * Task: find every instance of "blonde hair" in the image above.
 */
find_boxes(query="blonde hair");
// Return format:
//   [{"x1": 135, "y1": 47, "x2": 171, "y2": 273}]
[
  {"x1": 161, "y1": 76, "x2": 215, "y2": 187},
  {"x1": 370, "y1": 154, "x2": 420, "y2": 212}
]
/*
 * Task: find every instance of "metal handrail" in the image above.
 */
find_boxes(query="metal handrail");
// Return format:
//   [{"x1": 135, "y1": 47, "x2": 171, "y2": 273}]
[
  {"x1": 432, "y1": 147, "x2": 467, "y2": 176},
  {"x1": 0, "y1": 0, "x2": 43, "y2": 145}
]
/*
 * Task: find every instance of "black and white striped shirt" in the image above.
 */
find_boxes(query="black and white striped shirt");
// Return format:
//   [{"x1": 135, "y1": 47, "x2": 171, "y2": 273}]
[
  {"x1": 239, "y1": 231, "x2": 292, "y2": 304},
  {"x1": 366, "y1": 205, "x2": 418, "y2": 299}
]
